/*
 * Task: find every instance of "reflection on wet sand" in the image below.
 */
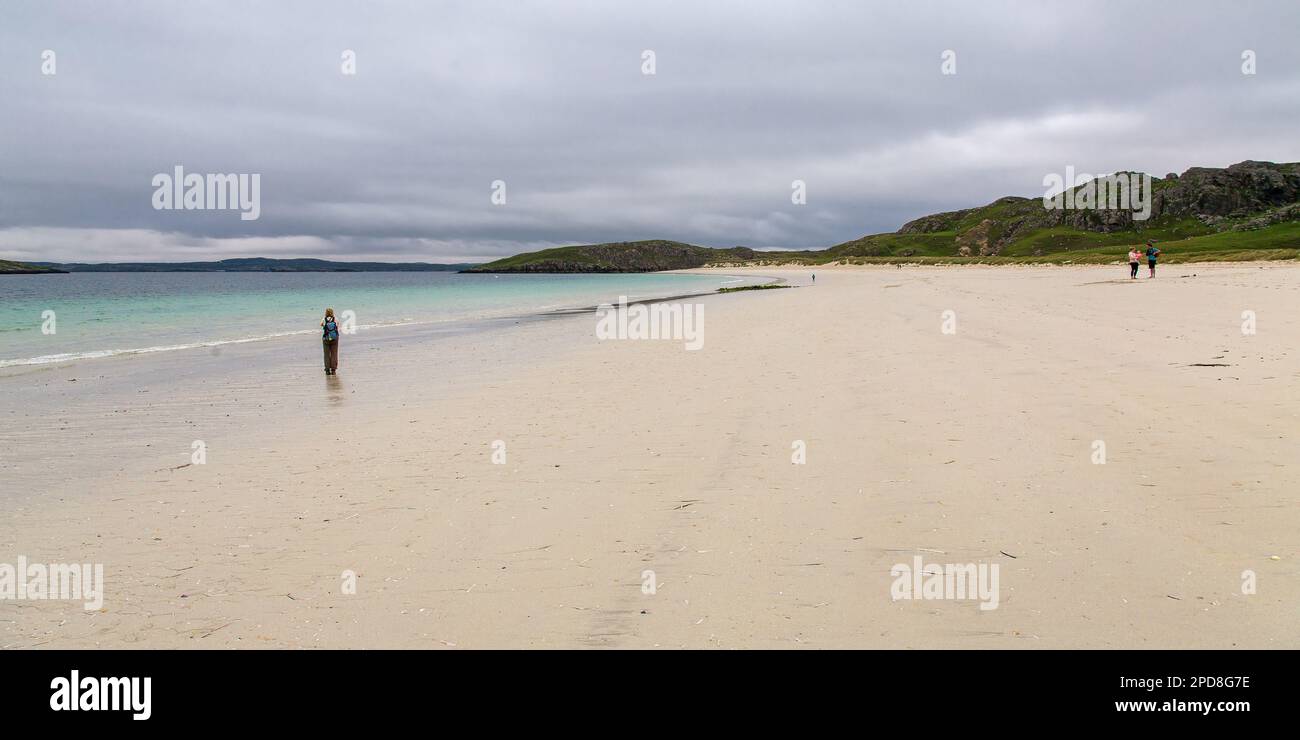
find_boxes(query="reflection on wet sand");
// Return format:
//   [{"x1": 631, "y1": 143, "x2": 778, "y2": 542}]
[{"x1": 325, "y1": 373, "x2": 345, "y2": 404}]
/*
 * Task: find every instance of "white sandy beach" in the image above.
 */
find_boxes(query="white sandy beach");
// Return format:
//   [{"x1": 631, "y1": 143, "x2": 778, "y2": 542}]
[{"x1": 3, "y1": 263, "x2": 1298, "y2": 648}]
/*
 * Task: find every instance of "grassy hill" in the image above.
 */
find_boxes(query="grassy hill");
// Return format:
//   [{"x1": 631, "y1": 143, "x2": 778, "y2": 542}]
[
  {"x1": 821, "y1": 161, "x2": 1300, "y2": 264},
  {"x1": 464, "y1": 240, "x2": 760, "y2": 272},
  {"x1": 470, "y1": 161, "x2": 1300, "y2": 270},
  {"x1": 814, "y1": 216, "x2": 1300, "y2": 265},
  {"x1": 0, "y1": 259, "x2": 64, "y2": 274}
]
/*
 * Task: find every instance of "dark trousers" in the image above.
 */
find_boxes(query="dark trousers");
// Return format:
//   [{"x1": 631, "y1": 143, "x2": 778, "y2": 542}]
[
  {"x1": 323, "y1": 340, "x2": 339, "y2": 370},
  {"x1": 1130, "y1": 262, "x2": 1139, "y2": 277}
]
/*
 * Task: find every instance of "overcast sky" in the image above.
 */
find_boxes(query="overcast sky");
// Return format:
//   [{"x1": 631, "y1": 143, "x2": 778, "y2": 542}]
[{"x1": 2, "y1": 0, "x2": 1299, "y2": 263}]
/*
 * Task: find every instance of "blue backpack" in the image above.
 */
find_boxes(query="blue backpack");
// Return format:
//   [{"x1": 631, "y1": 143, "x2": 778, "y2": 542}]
[{"x1": 323, "y1": 318, "x2": 339, "y2": 342}]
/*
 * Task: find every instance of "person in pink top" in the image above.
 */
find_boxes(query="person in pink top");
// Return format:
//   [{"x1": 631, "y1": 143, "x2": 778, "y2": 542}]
[{"x1": 1127, "y1": 248, "x2": 1142, "y2": 279}]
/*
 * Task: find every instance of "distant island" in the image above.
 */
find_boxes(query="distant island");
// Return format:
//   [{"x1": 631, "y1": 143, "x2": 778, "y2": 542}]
[
  {"x1": 0, "y1": 259, "x2": 66, "y2": 274},
  {"x1": 462, "y1": 240, "x2": 763, "y2": 273},
  {"x1": 9, "y1": 257, "x2": 479, "y2": 273},
  {"x1": 466, "y1": 160, "x2": 1300, "y2": 271}
]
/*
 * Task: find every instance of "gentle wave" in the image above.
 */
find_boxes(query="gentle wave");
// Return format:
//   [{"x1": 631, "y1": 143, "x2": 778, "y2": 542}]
[{"x1": 0, "y1": 319, "x2": 427, "y2": 368}]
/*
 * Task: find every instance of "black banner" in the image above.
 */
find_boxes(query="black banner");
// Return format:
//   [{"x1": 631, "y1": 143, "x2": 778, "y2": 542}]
[{"x1": 0, "y1": 649, "x2": 1287, "y2": 727}]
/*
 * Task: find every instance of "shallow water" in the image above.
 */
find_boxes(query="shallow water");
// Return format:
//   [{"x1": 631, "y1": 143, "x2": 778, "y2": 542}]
[
  {"x1": 0, "y1": 271, "x2": 755, "y2": 368},
  {"x1": 0, "y1": 270, "x2": 767, "y2": 500}
]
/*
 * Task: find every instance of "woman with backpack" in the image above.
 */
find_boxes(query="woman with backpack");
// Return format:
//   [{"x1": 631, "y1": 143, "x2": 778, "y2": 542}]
[{"x1": 320, "y1": 308, "x2": 340, "y2": 374}]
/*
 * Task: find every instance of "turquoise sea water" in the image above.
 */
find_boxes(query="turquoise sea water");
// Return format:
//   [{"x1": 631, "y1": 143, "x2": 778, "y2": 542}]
[{"x1": 0, "y1": 271, "x2": 756, "y2": 368}]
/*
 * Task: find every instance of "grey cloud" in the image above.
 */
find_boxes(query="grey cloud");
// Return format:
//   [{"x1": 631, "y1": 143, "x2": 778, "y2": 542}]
[{"x1": 2, "y1": 0, "x2": 1298, "y2": 262}]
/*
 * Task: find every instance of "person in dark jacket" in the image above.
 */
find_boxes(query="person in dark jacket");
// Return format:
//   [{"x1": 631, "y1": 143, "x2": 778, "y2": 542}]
[{"x1": 320, "y1": 308, "x2": 340, "y2": 374}]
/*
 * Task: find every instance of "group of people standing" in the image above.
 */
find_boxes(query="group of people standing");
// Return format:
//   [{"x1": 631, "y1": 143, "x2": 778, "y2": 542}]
[{"x1": 1128, "y1": 241, "x2": 1161, "y2": 279}]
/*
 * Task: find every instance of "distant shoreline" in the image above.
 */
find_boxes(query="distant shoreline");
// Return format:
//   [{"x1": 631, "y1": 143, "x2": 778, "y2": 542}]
[
  {"x1": 12, "y1": 257, "x2": 480, "y2": 274},
  {"x1": 8, "y1": 252, "x2": 1299, "y2": 277}
]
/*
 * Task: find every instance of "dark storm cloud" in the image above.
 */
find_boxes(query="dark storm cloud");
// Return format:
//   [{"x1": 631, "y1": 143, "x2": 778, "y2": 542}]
[{"x1": 2, "y1": 0, "x2": 1298, "y2": 262}]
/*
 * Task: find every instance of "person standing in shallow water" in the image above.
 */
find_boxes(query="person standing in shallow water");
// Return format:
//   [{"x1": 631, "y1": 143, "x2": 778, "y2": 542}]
[{"x1": 321, "y1": 308, "x2": 340, "y2": 374}]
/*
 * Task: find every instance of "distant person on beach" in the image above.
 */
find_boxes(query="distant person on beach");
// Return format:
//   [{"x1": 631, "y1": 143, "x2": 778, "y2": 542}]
[
  {"x1": 1145, "y1": 241, "x2": 1160, "y2": 277},
  {"x1": 321, "y1": 308, "x2": 340, "y2": 374},
  {"x1": 812, "y1": 273, "x2": 815, "y2": 284},
  {"x1": 1128, "y1": 247, "x2": 1142, "y2": 279}
]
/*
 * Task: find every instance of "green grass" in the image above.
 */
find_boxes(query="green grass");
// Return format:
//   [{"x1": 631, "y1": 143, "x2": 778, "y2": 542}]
[
  {"x1": 730, "y1": 219, "x2": 1300, "y2": 266},
  {"x1": 999, "y1": 218, "x2": 1215, "y2": 256}
]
